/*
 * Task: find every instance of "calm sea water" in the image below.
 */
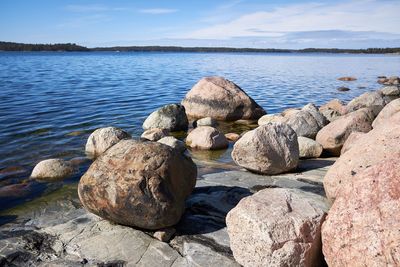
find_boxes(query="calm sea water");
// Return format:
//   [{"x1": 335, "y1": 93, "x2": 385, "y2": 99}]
[{"x1": 0, "y1": 51, "x2": 399, "y2": 211}]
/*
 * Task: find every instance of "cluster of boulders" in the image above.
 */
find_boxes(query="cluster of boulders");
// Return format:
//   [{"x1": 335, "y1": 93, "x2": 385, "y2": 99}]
[{"x1": 27, "y1": 75, "x2": 400, "y2": 266}]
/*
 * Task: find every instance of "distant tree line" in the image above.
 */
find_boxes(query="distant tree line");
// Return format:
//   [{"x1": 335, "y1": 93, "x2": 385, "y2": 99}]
[
  {"x1": 0, "y1": 41, "x2": 89, "y2": 51},
  {"x1": 1, "y1": 41, "x2": 400, "y2": 54}
]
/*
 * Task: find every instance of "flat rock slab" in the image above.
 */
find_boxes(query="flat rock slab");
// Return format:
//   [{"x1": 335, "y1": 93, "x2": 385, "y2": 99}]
[{"x1": 0, "y1": 157, "x2": 334, "y2": 266}]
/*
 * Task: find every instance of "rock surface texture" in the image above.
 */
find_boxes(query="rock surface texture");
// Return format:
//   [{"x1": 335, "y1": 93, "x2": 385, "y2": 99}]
[
  {"x1": 372, "y1": 98, "x2": 400, "y2": 129},
  {"x1": 85, "y1": 127, "x2": 130, "y2": 158},
  {"x1": 322, "y1": 159, "x2": 400, "y2": 267},
  {"x1": 323, "y1": 123, "x2": 400, "y2": 202},
  {"x1": 78, "y1": 139, "x2": 197, "y2": 230},
  {"x1": 316, "y1": 108, "x2": 374, "y2": 156},
  {"x1": 181, "y1": 76, "x2": 266, "y2": 121},
  {"x1": 319, "y1": 99, "x2": 345, "y2": 122},
  {"x1": 346, "y1": 91, "x2": 385, "y2": 116},
  {"x1": 31, "y1": 159, "x2": 75, "y2": 181},
  {"x1": 142, "y1": 104, "x2": 189, "y2": 132},
  {"x1": 226, "y1": 188, "x2": 328, "y2": 267},
  {"x1": 157, "y1": 136, "x2": 186, "y2": 153},
  {"x1": 141, "y1": 128, "x2": 169, "y2": 141},
  {"x1": 340, "y1": 131, "x2": 366, "y2": 155},
  {"x1": 298, "y1": 137, "x2": 323, "y2": 158},
  {"x1": 232, "y1": 123, "x2": 299, "y2": 175},
  {"x1": 186, "y1": 126, "x2": 228, "y2": 150},
  {"x1": 257, "y1": 114, "x2": 285, "y2": 125},
  {"x1": 193, "y1": 117, "x2": 218, "y2": 127}
]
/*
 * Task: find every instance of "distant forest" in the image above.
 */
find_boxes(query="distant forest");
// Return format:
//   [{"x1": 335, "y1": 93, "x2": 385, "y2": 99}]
[{"x1": 1, "y1": 41, "x2": 400, "y2": 54}]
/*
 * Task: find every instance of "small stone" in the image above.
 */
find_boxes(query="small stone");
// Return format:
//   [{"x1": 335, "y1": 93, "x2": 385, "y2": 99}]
[
  {"x1": 141, "y1": 128, "x2": 169, "y2": 141},
  {"x1": 153, "y1": 228, "x2": 176, "y2": 242},
  {"x1": 186, "y1": 126, "x2": 228, "y2": 150},
  {"x1": 31, "y1": 159, "x2": 76, "y2": 181},
  {"x1": 143, "y1": 104, "x2": 189, "y2": 132},
  {"x1": 298, "y1": 136, "x2": 323, "y2": 158},
  {"x1": 225, "y1": 133, "x2": 240, "y2": 142},
  {"x1": 193, "y1": 117, "x2": 218, "y2": 128}
]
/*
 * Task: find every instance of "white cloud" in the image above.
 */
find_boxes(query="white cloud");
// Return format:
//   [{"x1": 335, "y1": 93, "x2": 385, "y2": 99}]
[
  {"x1": 139, "y1": 8, "x2": 178, "y2": 15},
  {"x1": 185, "y1": 0, "x2": 400, "y2": 39}
]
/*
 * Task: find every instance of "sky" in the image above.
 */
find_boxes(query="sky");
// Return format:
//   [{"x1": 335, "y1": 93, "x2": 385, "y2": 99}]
[{"x1": 1, "y1": 0, "x2": 400, "y2": 49}]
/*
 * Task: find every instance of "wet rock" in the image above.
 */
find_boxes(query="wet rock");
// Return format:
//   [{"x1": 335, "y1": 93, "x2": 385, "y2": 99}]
[
  {"x1": 340, "y1": 131, "x2": 366, "y2": 155},
  {"x1": 78, "y1": 139, "x2": 197, "y2": 230},
  {"x1": 322, "y1": 159, "x2": 400, "y2": 267},
  {"x1": 225, "y1": 133, "x2": 240, "y2": 142},
  {"x1": 85, "y1": 127, "x2": 130, "y2": 158},
  {"x1": 323, "y1": 123, "x2": 400, "y2": 202},
  {"x1": 142, "y1": 103, "x2": 189, "y2": 132},
  {"x1": 257, "y1": 114, "x2": 285, "y2": 126},
  {"x1": 157, "y1": 136, "x2": 186, "y2": 153},
  {"x1": 31, "y1": 159, "x2": 76, "y2": 181},
  {"x1": 141, "y1": 128, "x2": 169, "y2": 141},
  {"x1": 337, "y1": 86, "x2": 350, "y2": 92},
  {"x1": 346, "y1": 91, "x2": 386, "y2": 116},
  {"x1": 372, "y1": 98, "x2": 400, "y2": 129},
  {"x1": 226, "y1": 188, "x2": 327, "y2": 267},
  {"x1": 181, "y1": 76, "x2": 266, "y2": 121},
  {"x1": 337, "y1": 76, "x2": 357, "y2": 81},
  {"x1": 232, "y1": 123, "x2": 299, "y2": 175},
  {"x1": 316, "y1": 108, "x2": 374, "y2": 156},
  {"x1": 186, "y1": 126, "x2": 228, "y2": 150},
  {"x1": 298, "y1": 136, "x2": 323, "y2": 158},
  {"x1": 193, "y1": 117, "x2": 218, "y2": 128}
]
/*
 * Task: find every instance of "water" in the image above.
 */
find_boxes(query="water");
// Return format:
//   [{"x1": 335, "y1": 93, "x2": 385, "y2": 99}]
[{"x1": 0, "y1": 51, "x2": 399, "y2": 211}]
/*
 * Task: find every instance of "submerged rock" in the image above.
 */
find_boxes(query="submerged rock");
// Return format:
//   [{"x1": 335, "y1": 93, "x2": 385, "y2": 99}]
[
  {"x1": 31, "y1": 159, "x2": 76, "y2": 181},
  {"x1": 337, "y1": 86, "x2": 350, "y2": 92},
  {"x1": 142, "y1": 103, "x2": 189, "y2": 132},
  {"x1": 141, "y1": 128, "x2": 169, "y2": 141},
  {"x1": 316, "y1": 108, "x2": 374, "y2": 156},
  {"x1": 337, "y1": 76, "x2": 357, "y2": 81},
  {"x1": 226, "y1": 188, "x2": 327, "y2": 267},
  {"x1": 232, "y1": 123, "x2": 299, "y2": 175},
  {"x1": 186, "y1": 126, "x2": 228, "y2": 150},
  {"x1": 322, "y1": 159, "x2": 400, "y2": 267},
  {"x1": 181, "y1": 76, "x2": 266, "y2": 121},
  {"x1": 78, "y1": 139, "x2": 197, "y2": 230},
  {"x1": 193, "y1": 117, "x2": 218, "y2": 127},
  {"x1": 85, "y1": 127, "x2": 130, "y2": 158},
  {"x1": 298, "y1": 136, "x2": 323, "y2": 158}
]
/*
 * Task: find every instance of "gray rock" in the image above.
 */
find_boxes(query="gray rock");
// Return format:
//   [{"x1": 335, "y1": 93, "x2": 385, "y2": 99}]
[
  {"x1": 346, "y1": 91, "x2": 386, "y2": 116},
  {"x1": 31, "y1": 159, "x2": 76, "y2": 181},
  {"x1": 85, "y1": 127, "x2": 131, "y2": 158},
  {"x1": 143, "y1": 104, "x2": 189, "y2": 132},
  {"x1": 157, "y1": 136, "x2": 186, "y2": 153},
  {"x1": 379, "y1": 86, "x2": 400, "y2": 96},
  {"x1": 302, "y1": 103, "x2": 328, "y2": 128},
  {"x1": 285, "y1": 110, "x2": 321, "y2": 139}
]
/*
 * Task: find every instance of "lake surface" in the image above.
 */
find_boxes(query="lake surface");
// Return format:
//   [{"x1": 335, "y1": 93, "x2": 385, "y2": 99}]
[{"x1": 0, "y1": 51, "x2": 399, "y2": 211}]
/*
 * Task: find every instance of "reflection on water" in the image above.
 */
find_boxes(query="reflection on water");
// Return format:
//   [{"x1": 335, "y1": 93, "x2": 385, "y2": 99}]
[{"x1": 0, "y1": 51, "x2": 399, "y2": 211}]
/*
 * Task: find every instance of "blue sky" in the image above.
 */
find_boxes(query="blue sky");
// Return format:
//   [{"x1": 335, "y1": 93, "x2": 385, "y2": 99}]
[{"x1": 1, "y1": 0, "x2": 399, "y2": 48}]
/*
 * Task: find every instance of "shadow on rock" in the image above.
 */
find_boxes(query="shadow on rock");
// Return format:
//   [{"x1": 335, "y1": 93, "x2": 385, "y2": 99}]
[
  {"x1": 296, "y1": 159, "x2": 336, "y2": 172},
  {"x1": 176, "y1": 186, "x2": 252, "y2": 236}
]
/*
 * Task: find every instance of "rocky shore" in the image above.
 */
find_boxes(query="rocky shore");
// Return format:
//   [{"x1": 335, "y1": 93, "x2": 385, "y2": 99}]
[{"x1": 1, "y1": 75, "x2": 399, "y2": 266}]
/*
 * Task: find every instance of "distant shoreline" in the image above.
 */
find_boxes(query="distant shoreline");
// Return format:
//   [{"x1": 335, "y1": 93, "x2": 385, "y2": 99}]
[{"x1": 1, "y1": 41, "x2": 400, "y2": 54}]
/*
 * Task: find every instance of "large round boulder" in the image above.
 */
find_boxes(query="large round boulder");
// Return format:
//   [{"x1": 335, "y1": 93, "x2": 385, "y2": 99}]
[
  {"x1": 227, "y1": 188, "x2": 327, "y2": 267},
  {"x1": 31, "y1": 158, "x2": 76, "y2": 181},
  {"x1": 185, "y1": 126, "x2": 228, "y2": 150},
  {"x1": 85, "y1": 127, "x2": 130, "y2": 158},
  {"x1": 323, "y1": 123, "x2": 400, "y2": 202},
  {"x1": 322, "y1": 159, "x2": 400, "y2": 267},
  {"x1": 372, "y1": 98, "x2": 400, "y2": 129},
  {"x1": 78, "y1": 139, "x2": 197, "y2": 230},
  {"x1": 181, "y1": 76, "x2": 266, "y2": 121},
  {"x1": 142, "y1": 104, "x2": 189, "y2": 132},
  {"x1": 231, "y1": 123, "x2": 299, "y2": 175},
  {"x1": 315, "y1": 108, "x2": 374, "y2": 156}
]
